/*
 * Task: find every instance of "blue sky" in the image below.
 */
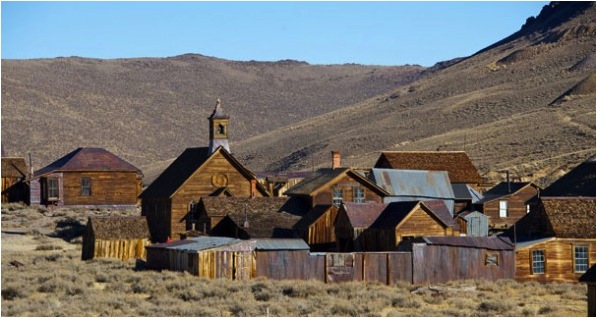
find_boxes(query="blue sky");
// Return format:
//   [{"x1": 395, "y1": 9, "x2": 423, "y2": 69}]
[{"x1": 1, "y1": 1, "x2": 548, "y2": 66}]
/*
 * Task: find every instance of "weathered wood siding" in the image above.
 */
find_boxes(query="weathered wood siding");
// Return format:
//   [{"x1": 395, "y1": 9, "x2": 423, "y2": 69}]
[
  {"x1": 255, "y1": 250, "x2": 324, "y2": 281},
  {"x1": 62, "y1": 171, "x2": 139, "y2": 205},
  {"x1": 326, "y1": 252, "x2": 412, "y2": 284},
  {"x1": 312, "y1": 175, "x2": 383, "y2": 207},
  {"x1": 515, "y1": 238, "x2": 596, "y2": 283},
  {"x1": 483, "y1": 185, "x2": 538, "y2": 230},
  {"x1": 411, "y1": 243, "x2": 515, "y2": 284},
  {"x1": 169, "y1": 152, "x2": 265, "y2": 240},
  {"x1": 142, "y1": 198, "x2": 172, "y2": 242},
  {"x1": 395, "y1": 207, "x2": 451, "y2": 243},
  {"x1": 87, "y1": 239, "x2": 149, "y2": 261},
  {"x1": 305, "y1": 206, "x2": 339, "y2": 250}
]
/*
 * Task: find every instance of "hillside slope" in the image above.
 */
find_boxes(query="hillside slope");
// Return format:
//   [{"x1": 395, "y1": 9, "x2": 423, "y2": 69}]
[
  {"x1": 1, "y1": 55, "x2": 422, "y2": 169},
  {"x1": 233, "y1": 1, "x2": 595, "y2": 186}
]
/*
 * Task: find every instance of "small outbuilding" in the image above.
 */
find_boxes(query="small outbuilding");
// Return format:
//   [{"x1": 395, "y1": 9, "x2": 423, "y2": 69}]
[
  {"x1": 82, "y1": 216, "x2": 151, "y2": 261},
  {"x1": 293, "y1": 204, "x2": 339, "y2": 251},
  {"x1": 455, "y1": 210, "x2": 489, "y2": 237},
  {"x1": 1, "y1": 157, "x2": 29, "y2": 204}
]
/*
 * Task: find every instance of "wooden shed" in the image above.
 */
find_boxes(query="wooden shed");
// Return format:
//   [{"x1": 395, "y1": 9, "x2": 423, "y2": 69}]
[
  {"x1": 29, "y1": 147, "x2": 143, "y2": 209},
  {"x1": 82, "y1": 216, "x2": 151, "y2": 261},
  {"x1": 579, "y1": 265, "x2": 595, "y2": 317},
  {"x1": 407, "y1": 236, "x2": 515, "y2": 284},
  {"x1": 476, "y1": 182, "x2": 541, "y2": 232},
  {"x1": 1, "y1": 157, "x2": 29, "y2": 204},
  {"x1": 335, "y1": 200, "x2": 458, "y2": 252},
  {"x1": 456, "y1": 210, "x2": 489, "y2": 237},
  {"x1": 293, "y1": 204, "x2": 339, "y2": 251}
]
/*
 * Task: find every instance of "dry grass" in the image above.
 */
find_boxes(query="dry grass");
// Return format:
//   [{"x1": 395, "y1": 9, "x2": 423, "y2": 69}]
[{"x1": 1, "y1": 206, "x2": 589, "y2": 317}]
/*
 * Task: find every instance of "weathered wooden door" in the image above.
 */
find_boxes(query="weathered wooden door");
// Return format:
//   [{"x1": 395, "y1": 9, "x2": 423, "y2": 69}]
[{"x1": 233, "y1": 251, "x2": 252, "y2": 281}]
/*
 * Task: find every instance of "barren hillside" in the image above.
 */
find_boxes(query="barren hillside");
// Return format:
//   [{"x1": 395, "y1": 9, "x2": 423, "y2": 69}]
[
  {"x1": 1, "y1": 55, "x2": 422, "y2": 170},
  {"x1": 233, "y1": 1, "x2": 596, "y2": 186}
]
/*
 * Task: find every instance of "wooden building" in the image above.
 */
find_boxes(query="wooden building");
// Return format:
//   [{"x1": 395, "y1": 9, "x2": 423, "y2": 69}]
[
  {"x1": 373, "y1": 151, "x2": 487, "y2": 190},
  {"x1": 194, "y1": 196, "x2": 304, "y2": 239},
  {"x1": 257, "y1": 171, "x2": 311, "y2": 197},
  {"x1": 513, "y1": 197, "x2": 596, "y2": 282},
  {"x1": 455, "y1": 210, "x2": 489, "y2": 237},
  {"x1": 29, "y1": 147, "x2": 143, "y2": 209},
  {"x1": 476, "y1": 182, "x2": 541, "y2": 232},
  {"x1": 140, "y1": 100, "x2": 270, "y2": 242},
  {"x1": 82, "y1": 216, "x2": 150, "y2": 261},
  {"x1": 1, "y1": 157, "x2": 29, "y2": 204},
  {"x1": 284, "y1": 167, "x2": 388, "y2": 209},
  {"x1": 293, "y1": 204, "x2": 339, "y2": 251},
  {"x1": 405, "y1": 236, "x2": 515, "y2": 284},
  {"x1": 335, "y1": 200, "x2": 458, "y2": 252}
]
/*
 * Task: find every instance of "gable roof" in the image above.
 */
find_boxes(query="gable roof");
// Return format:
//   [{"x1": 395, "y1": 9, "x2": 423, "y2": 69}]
[
  {"x1": 33, "y1": 147, "x2": 142, "y2": 178},
  {"x1": 87, "y1": 216, "x2": 150, "y2": 240},
  {"x1": 452, "y1": 183, "x2": 483, "y2": 202},
  {"x1": 340, "y1": 202, "x2": 389, "y2": 229},
  {"x1": 542, "y1": 155, "x2": 596, "y2": 197},
  {"x1": 284, "y1": 168, "x2": 388, "y2": 196},
  {"x1": 202, "y1": 197, "x2": 303, "y2": 238},
  {"x1": 293, "y1": 204, "x2": 337, "y2": 230},
  {"x1": 1, "y1": 157, "x2": 28, "y2": 178},
  {"x1": 476, "y1": 182, "x2": 540, "y2": 204},
  {"x1": 139, "y1": 146, "x2": 268, "y2": 199},
  {"x1": 374, "y1": 151, "x2": 483, "y2": 184},
  {"x1": 541, "y1": 197, "x2": 596, "y2": 238}
]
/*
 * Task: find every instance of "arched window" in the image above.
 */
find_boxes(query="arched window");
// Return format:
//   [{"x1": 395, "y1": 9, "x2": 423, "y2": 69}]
[{"x1": 218, "y1": 124, "x2": 225, "y2": 135}]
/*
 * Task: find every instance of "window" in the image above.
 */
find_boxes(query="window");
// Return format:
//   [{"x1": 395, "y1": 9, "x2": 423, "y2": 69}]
[
  {"x1": 574, "y1": 246, "x2": 589, "y2": 273},
  {"x1": 81, "y1": 177, "x2": 92, "y2": 196},
  {"x1": 532, "y1": 250, "x2": 545, "y2": 274},
  {"x1": 217, "y1": 124, "x2": 225, "y2": 135},
  {"x1": 47, "y1": 177, "x2": 59, "y2": 200},
  {"x1": 353, "y1": 188, "x2": 365, "y2": 203},
  {"x1": 499, "y1": 200, "x2": 508, "y2": 218},
  {"x1": 332, "y1": 189, "x2": 343, "y2": 206},
  {"x1": 526, "y1": 204, "x2": 530, "y2": 214},
  {"x1": 485, "y1": 253, "x2": 499, "y2": 266}
]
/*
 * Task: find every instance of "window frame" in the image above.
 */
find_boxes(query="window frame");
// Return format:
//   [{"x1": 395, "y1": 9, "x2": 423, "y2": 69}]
[
  {"x1": 573, "y1": 245, "x2": 589, "y2": 273},
  {"x1": 353, "y1": 187, "x2": 365, "y2": 203},
  {"x1": 80, "y1": 177, "x2": 92, "y2": 196},
  {"x1": 499, "y1": 200, "x2": 508, "y2": 218},
  {"x1": 531, "y1": 249, "x2": 545, "y2": 274},
  {"x1": 47, "y1": 177, "x2": 59, "y2": 200},
  {"x1": 332, "y1": 189, "x2": 343, "y2": 207},
  {"x1": 485, "y1": 252, "x2": 499, "y2": 267}
]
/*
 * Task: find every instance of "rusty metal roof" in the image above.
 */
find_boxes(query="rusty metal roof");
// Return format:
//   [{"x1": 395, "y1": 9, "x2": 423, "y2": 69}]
[
  {"x1": 146, "y1": 236, "x2": 243, "y2": 251},
  {"x1": 371, "y1": 168, "x2": 455, "y2": 212},
  {"x1": 374, "y1": 151, "x2": 483, "y2": 184},
  {"x1": 254, "y1": 238, "x2": 310, "y2": 250},
  {"x1": 33, "y1": 147, "x2": 142, "y2": 178},
  {"x1": 341, "y1": 202, "x2": 388, "y2": 228},
  {"x1": 421, "y1": 236, "x2": 514, "y2": 250}
]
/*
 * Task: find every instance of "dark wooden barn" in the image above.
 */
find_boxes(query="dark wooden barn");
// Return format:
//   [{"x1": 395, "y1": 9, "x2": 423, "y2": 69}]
[
  {"x1": 1, "y1": 157, "x2": 29, "y2": 204},
  {"x1": 140, "y1": 100, "x2": 270, "y2": 242},
  {"x1": 293, "y1": 204, "x2": 339, "y2": 251},
  {"x1": 29, "y1": 147, "x2": 143, "y2": 209},
  {"x1": 82, "y1": 216, "x2": 151, "y2": 261}
]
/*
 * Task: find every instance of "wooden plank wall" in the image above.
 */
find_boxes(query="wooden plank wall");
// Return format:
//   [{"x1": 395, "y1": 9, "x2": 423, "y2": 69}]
[
  {"x1": 483, "y1": 185, "x2": 538, "y2": 229},
  {"x1": 312, "y1": 175, "x2": 384, "y2": 207},
  {"x1": 307, "y1": 206, "x2": 338, "y2": 249},
  {"x1": 515, "y1": 238, "x2": 596, "y2": 283},
  {"x1": 93, "y1": 239, "x2": 149, "y2": 261},
  {"x1": 62, "y1": 171, "x2": 138, "y2": 205},
  {"x1": 412, "y1": 243, "x2": 515, "y2": 284}
]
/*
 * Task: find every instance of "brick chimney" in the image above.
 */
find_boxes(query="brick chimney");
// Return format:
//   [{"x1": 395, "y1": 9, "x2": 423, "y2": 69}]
[
  {"x1": 332, "y1": 150, "x2": 341, "y2": 169},
  {"x1": 250, "y1": 179, "x2": 257, "y2": 198}
]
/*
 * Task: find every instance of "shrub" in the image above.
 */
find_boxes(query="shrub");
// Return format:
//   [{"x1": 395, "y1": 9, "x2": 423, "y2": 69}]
[{"x1": 1, "y1": 286, "x2": 28, "y2": 300}]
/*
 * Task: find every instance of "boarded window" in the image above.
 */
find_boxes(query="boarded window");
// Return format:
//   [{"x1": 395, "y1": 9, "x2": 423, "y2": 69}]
[
  {"x1": 532, "y1": 250, "x2": 545, "y2": 274},
  {"x1": 81, "y1": 177, "x2": 92, "y2": 196},
  {"x1": 332, "y1": 189, "x2": 343, "y2": 206},
  {"x1": 353, "y1": 188, "x2": 365, "y2": 203},
  {"x1": 574, "y1": 246, "x2": 589, "y2": 273},
  {"x1": 47, "y1": 177, "x2": 59, "y2": 200},
  {"x1": 499, "y1": 200, "x2": 508, "y2": 218},
  {"x1": 485, "y1": 253, "x2": 499, "y2": 266}
]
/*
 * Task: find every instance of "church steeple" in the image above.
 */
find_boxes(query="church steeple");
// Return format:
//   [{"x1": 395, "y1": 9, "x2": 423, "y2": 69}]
[{"x1": 208, "y1": 98, "x2": 230, "y2": 154}]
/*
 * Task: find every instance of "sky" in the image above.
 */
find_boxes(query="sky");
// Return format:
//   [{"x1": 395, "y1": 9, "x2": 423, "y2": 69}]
[{"x1": 1, "y1": 1, "x2": 549, "y2": 66}]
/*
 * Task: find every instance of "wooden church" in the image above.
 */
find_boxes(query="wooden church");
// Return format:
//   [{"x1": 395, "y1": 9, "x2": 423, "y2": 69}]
[{"x1": 139, "y1": 99, "x2": 270, "y2": 242}]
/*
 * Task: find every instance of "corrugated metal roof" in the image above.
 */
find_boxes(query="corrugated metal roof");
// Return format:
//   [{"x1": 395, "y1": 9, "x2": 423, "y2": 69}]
[
  {"x1": 254, "y1": 238, "x2": 310, "y2": 250},
  {"x1": 421, "y1": 236, "x2": 514, "y2": 250},
  {"x1": 371, "y1": 168, "x2": 455, "y2": 212},
  {"x1": 452, "y1": 183, "x2": 484, "y2": 203},
  {"x1": 146, "y1": 236, "x2": 242, "y2": 251}
]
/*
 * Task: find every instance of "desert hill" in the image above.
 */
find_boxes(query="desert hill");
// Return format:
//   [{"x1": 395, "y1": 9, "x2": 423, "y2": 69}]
[
  {"x1": 1, "y1": 53, "x2": 422, "y2": 171},
  {"x1": 232, "y1": 1, "x2": 596, "y2": 186},
  {"x1": 2, "y1": 1, "x2": 595, "y2": 188}
]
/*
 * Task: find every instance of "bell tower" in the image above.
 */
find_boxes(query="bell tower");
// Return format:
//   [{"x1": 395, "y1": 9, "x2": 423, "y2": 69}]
[{"x1": 208, "y1": 98, "x2": 230, "y2": 154}]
